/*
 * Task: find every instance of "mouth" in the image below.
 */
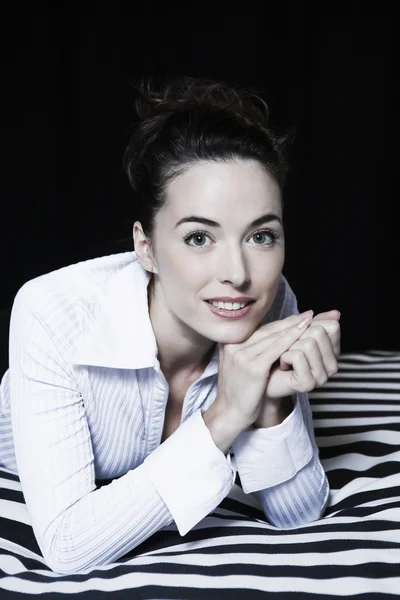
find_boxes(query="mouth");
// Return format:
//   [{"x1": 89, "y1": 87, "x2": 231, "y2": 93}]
[{"x1": 204, "y1": 300, "x2": 255, "y2": 319}]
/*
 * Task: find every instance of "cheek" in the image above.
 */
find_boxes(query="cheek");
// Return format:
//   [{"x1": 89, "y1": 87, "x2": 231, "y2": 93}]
[
  {"x1": 254, "y1": 252, "x2": 284, "y2": 283},
  {"x1": 175, "y1": 260, "x2": 207, "y2": 282},
  {"x1": 272, "y1": 245, "x2": 285, "y2": 269},
  {"x1": 270, "y1": 273, "x2": 282, "y2": 296},
  {"x1": 158, "y1": 249, "x2": 187, "y2": 279},
  {"x1": 161, "y1": 259, "x2": 202, "y2": 299},
  {"x1": 264, "y1": 273, "x2": 284, "y2": 310}
]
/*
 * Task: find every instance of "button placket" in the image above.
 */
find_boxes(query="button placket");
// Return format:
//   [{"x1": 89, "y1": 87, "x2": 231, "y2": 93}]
[
  {"x1": 147, "y1": 369, "x2": 169, "y2": 454},
  {"x1": 181, "y1": 375, "x2": 215, "y2": 424}
]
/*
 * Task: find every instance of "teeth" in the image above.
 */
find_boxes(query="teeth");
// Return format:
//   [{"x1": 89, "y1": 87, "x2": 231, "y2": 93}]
[{"x1": 210, "y1": 300, "x2": 249, "y2": 310}]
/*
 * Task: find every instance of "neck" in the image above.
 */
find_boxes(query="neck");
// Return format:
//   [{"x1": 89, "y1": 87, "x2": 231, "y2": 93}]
[
  {"x1": 160, "y1": 343, "x2": 216, "y2": 381},
  {"x1": 147, "y1": 276, "x2": 216, "y2": 379}
]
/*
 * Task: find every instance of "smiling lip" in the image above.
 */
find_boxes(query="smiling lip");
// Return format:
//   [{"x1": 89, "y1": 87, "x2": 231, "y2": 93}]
[
  {"x1": 206, "y1": 297, "x2": 255, "y2": 303},
  {"x1": 205, "y1": 300, "x2": 253, "y2": 319}
]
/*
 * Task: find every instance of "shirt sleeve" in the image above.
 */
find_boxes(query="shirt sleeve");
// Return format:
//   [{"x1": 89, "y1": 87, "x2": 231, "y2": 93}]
[
  {"x1": 144, "y1": 410, "x2": 235, "y2": 535},
  {"x1": 9, "y1": 283, "x2": 235, "y2": 575},
  {"x1": 230, "y1": 275, "x2": 330, "y2": 527}
]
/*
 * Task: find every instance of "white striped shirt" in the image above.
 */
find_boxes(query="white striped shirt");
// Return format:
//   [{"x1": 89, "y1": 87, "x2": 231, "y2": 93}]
[{"x1": 0, "y1": 251, "x2": 329, "y2": 574}]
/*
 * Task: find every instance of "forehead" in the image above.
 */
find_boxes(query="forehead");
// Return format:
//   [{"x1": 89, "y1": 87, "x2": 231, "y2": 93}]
[{"x1": 162, "y1": 160, "x2": 282, "y2": 219}]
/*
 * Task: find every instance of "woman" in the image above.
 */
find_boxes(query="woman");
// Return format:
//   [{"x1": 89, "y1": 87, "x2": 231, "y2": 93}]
[{"x1": 0, "y1": 77, "x2": 340, "y2": 574}]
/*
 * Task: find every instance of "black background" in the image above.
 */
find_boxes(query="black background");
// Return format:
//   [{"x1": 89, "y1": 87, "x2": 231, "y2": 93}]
[{"x1": 1, "y1": 3, "x2": 398, "y2": 352}]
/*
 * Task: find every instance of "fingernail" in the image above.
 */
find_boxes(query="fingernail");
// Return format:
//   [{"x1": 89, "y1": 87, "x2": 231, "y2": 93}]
[
  {"x1": 299, "y1": 310, "x2": 314, "y2": 319},
  {"x1": 297, "y1": 316, "x2": 313, "y2": 328}
]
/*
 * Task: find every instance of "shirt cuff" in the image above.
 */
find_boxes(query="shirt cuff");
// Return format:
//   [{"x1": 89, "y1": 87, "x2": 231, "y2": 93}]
[
  {"x1": 231, "y1": 396, "x2": 313, "y2": 493},
  {"x1": 143, "y1": 409, "x2": 236, "y2": 536}
]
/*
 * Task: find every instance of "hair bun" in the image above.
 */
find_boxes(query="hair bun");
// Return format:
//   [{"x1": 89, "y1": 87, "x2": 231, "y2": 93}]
[{"x1": 131, "y1": 76, "x2": 272, "y2": 130}]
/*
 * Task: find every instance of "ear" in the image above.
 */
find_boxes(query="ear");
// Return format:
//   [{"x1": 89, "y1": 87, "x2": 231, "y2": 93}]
[{"x1": 132, "y1": 222, "x2": 157, "y2": 273}]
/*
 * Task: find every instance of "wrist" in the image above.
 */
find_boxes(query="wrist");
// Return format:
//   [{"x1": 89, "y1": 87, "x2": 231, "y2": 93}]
[
  {"x1": 202, "y1": 400, "x2": 247, "y2": 454},
  {"x1": 253, "y1": 395, "x2": 295, "y2": 429}
]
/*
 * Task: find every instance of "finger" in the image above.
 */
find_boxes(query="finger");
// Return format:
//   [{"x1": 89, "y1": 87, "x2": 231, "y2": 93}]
[
  {"x1": 254, "y1": 309, "x2": 338, "y2": 344},
  {"x1": 219, "y1": 311, "x2": 313, "y2": 357},
  {"x1": 237, "y1": 310, "x2": 314, "y2": 354},
  {"x1": 281, "y1": 335, "x2": 330, "y2": 388},
  {"x1": 244, "y1": 310, "x2": 314, "y2": 352},
  {"x1": 300, "y1": 325, "x2": 339, "y2": 376},
  {"x1": 308, "y1": 319, "x2": 341, "y2": 357},
  {"x1": 280, "y1": 321, "x2": 338, "y2": 369},
  {"x1": 244, "y1": 313, "x2": 314, "y2": 365},
  {"x1": 279, "y1": 348, "x2": 317, "y2": 393},
  {"x1": 255, "y1": 309, "x2": 314, "y2": 337},
  {"x1": 312, "y1": 310, "x2": 341, "y2": 321},
  {"x1": 291, "y1": 325, "x2": 339, "y2": 378}
]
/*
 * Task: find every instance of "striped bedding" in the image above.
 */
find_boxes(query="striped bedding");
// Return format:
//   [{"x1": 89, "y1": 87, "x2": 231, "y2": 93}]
[{"x1": 1, "y1": 350, "x2": 399, "y2": 598}]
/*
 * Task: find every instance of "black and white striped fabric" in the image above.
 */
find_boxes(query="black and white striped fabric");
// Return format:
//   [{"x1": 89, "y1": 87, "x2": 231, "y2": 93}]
[{"x1": 1, "y1": 351, "x2": 399, "y2": 598}]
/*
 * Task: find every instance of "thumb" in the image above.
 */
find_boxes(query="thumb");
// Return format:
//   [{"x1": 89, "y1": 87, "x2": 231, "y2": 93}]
[{"x1": 280, "y1": 356, "x2": 292, "y2": 371}]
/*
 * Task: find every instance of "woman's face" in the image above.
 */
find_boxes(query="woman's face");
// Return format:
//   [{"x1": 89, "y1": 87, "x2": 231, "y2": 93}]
[{"x1": 138, "y1": 159, "x2": 285, "y2": 345}]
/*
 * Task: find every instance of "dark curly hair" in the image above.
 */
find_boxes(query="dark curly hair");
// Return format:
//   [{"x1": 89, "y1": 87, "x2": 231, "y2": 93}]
[{"x1": 123, "y1": 76, "x2": 292, "y2": 241}]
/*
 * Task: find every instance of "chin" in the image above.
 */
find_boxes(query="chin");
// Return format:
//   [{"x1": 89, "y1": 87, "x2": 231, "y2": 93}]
[{"x1": 214, "y1": 329, "x2": 254, "y2": 345}]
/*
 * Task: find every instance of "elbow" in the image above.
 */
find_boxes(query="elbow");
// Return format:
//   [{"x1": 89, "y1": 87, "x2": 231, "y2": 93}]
[
  {"x1": 266, "y1": 503, "x2": 327, "y2": 530},
  {"x1": 43, "y1": 543, "x2": 104, "y2": 576},
  {"x1": 45, "y1": 557, "x2": 88, "y2": 576},
  {"x1": 39, "y1": 514, "x2": 102, "y2": 575},
  {"x1": 42, "y1": 540, "x2": 96, "y2": 576},
  {"x1": 257, "y1": 475, "x2": 330, "y2": 530}
]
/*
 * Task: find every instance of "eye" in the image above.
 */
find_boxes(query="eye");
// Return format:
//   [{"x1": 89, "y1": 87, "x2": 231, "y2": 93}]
[
  {"x1": 183, "y1": 231, "x2": 213, "y2": 247},
  {"x1": 250, "y1": 229, "x2": 280, "y2": 246}
]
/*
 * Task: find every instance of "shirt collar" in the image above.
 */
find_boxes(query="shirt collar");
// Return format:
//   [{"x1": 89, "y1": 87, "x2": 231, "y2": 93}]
[
  {"x1": 72, "y1": 254, "x2": 159, "y2": 370},
  {"x1": 71, "y1": 253, "x2": 220, "y2": 376}
]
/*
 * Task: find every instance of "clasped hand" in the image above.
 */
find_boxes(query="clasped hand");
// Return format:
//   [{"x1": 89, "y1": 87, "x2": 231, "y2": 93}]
[
  {"x1": 215, "y1": 308, "x2": 341, "y2": 431},
  {"x1": 263, "y1": 309, "x2": 341, "y2": 399}
]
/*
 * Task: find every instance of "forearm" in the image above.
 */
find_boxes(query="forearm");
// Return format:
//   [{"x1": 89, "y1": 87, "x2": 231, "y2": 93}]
[
  {"x1": 254, "y1": 452, "x2": 330, "y2": 528},
  {"x1": 232, "y1": 393, "x2": 330, "y2": 527},
  {"x1": 43, "y1": 465, "x2": 173, "y2": 574}
]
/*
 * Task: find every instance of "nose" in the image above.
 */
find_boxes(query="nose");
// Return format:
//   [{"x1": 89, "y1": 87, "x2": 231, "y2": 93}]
[{"x1": 217, "y1": 247, "x2": 249, "y2": 287}]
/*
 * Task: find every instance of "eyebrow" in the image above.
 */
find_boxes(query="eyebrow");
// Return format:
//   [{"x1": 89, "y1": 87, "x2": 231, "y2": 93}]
[{"x1": 175, "y1": 213, "x2": 283, "y2": 229}]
